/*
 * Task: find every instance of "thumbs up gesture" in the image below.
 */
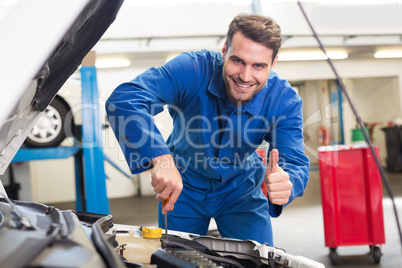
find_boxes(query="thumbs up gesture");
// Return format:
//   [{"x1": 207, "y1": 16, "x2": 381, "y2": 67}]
[{"x1": 265, "y1": 149, "x2": 292, "y2": 205}]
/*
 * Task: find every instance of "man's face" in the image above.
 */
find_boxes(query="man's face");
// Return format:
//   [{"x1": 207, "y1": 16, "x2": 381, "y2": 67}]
[{"x1": 222, "y1": 31, "x2": 278, "y2": 107}]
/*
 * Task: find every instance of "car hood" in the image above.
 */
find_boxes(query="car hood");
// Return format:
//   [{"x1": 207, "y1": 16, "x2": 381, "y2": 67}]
[{"x1": 0, "y1": 0, "x2": 123, "y2": 175}]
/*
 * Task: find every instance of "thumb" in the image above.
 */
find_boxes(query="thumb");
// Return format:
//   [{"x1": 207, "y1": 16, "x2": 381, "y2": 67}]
[{"x1": 268, "y1": 149, "x2": 279, "y2": 173}]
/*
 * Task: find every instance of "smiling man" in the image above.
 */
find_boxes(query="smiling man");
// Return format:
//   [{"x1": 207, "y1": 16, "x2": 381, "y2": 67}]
[
  {"x1": 106, "y1": 13, "x2": 309, "y2": 246},
  {"x1": 222, "y1": 32, "x2": 276, "y2": 107}
]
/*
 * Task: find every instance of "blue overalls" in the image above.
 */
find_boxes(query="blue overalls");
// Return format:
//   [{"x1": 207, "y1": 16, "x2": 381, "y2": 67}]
[{"x1": 106, "y1": 49, "x2": 310, "y2": 245}]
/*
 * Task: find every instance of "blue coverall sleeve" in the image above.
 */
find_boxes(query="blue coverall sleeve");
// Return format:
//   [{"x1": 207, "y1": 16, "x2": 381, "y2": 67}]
[
  {"x1": 265, "y1": 89, "x2": 310, "y2": 217},
  {"x1": 105, "y1": 53, "x2": 198, "y2": 174}
]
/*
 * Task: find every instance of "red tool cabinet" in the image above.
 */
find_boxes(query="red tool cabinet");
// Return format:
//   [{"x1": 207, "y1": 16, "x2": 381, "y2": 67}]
[{"x1": 318, "y1": 145, "x2": 385, "y2": 265}]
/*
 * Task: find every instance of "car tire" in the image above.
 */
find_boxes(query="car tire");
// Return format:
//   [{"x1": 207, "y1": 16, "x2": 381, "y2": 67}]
[{"x1": 24, "y1": 98, "x2": 70, "y2": 148}]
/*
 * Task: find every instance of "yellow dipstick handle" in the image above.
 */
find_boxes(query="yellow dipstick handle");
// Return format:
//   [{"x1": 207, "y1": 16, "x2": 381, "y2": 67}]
[{"x1": 142, "y1": 227, "x2": 162, "y2": 238}]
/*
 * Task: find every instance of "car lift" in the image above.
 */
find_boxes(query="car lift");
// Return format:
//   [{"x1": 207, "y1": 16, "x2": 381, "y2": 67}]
[{"x1": 12, "y1": 52, "x2": 110, "y2": 214}]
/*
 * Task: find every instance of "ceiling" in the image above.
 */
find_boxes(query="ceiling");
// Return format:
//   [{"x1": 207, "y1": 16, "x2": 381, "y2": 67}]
[
  {"x1": 1, "y1": 0, "x2": 402, "y2": 66},
  {"x1": 89, "y1": 0, "x2": 402, "y2": 66}
]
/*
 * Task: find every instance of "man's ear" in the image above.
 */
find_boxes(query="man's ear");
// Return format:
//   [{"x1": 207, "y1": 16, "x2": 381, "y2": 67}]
[
  {"x1": 270, "y1": 55, "x2": 279, "y2": 70},
  {"x1": 222, "y1": 42, "x2": 227, "y2": 59}
]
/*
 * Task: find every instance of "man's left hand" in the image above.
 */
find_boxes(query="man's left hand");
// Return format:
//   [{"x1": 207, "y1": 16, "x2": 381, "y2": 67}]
[{"x1": 265, "y1": 149, "x2": 292, "y2": 205}]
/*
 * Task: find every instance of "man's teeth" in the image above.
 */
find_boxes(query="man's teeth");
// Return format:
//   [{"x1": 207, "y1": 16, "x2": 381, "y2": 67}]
[{"x1": 235, "y1": 81, "x2": 251, "y2": 88}]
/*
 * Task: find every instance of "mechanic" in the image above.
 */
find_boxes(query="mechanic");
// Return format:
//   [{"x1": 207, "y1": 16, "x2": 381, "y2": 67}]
[{"x1": 106, "y1": 13, "x2": 309, "y2": 246}]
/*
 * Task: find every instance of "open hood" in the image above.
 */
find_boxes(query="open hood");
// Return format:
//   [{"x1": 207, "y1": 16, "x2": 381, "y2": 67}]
[{"x1": 0, "y1": 0, "x2": 123, "y2": 175}]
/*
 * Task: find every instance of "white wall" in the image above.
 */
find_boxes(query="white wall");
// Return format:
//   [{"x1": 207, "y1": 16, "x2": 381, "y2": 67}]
[
  {"x1": 342, "y1": 76, "x2": 400, "y2": 164},
  {"x1": 298, "y1": 76, "x2": 400, "y2": 167},
  {"x1": 276, "y1": 57, "x2": 402, "y2": 166},
  {"x1": 30, "y1": 157, "x2": 76, "y2": 203},
  {"x1": 298, "y1": 80, "x2": 322, "y2": 166}
]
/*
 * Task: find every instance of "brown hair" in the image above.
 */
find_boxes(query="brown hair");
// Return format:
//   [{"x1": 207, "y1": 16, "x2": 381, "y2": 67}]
[{"x1": 226, "y1": 13, "x2": 282, "y2": 62}]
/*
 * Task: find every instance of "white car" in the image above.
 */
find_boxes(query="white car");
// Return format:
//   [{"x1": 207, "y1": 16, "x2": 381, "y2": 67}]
[{"x1": 24, "y1": 78, "x2": 108, "y2": 148}]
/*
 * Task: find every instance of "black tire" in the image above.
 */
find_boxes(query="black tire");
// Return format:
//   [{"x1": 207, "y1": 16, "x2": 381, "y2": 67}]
[
  {"x1": 329, "y1": 248, "x2": 339, "y2": 265},
  {"x1": 24, "y1": 98, "x2": 70, "y2": 148},
  {"x1": 372, "y1": 246, "x2": 382, "y2": 264}
]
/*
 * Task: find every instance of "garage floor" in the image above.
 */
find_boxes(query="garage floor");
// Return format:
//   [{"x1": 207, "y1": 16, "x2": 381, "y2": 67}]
[{"x1": 50, "y1": 169, "x2": 402, "y2": 268}]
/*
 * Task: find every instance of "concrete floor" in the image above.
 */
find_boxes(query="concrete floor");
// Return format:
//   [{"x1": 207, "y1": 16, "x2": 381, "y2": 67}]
[{"x1": 50, "y1": 170, "x2": 402, "y2": 268}]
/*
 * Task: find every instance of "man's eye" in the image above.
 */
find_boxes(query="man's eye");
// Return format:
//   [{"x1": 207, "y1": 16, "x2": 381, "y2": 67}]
[
  {"x1": 255, "y1": 64, "x2": 263, "y2": 69},
  {"x1": 233, "y1": 59, "x2": 242, "y2": 64}
]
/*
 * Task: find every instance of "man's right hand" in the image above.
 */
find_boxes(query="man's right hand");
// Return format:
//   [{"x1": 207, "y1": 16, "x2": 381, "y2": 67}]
[{"x1": 151, "y1": 154, "x2": 183, "y2": 214}]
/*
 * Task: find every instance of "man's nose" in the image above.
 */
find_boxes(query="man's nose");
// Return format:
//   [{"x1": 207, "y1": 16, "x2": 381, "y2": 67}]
[{"x1": 239, "y1": 65, "x2": 252, "y2": 82}]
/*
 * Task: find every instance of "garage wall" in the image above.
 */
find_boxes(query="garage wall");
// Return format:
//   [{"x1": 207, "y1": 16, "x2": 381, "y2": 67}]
[
  {"x1": 276, "y1": 57, "x2": 402, "y2": 167},
  {"x1": 342, "y1": 76, "x2": 400, "y2": 165},
  {"x1": 30, "y1": 157, "x2": 76, "y2": 203},
  {"x1": 294, "y1": 79, "x2": 336, "y2": 166},
  {"x1": 298, "y1": 80, "x2": 326, "y2": 166},
  {"x1": 297, "y1": 76, "x2": 400, "y2": 167}
]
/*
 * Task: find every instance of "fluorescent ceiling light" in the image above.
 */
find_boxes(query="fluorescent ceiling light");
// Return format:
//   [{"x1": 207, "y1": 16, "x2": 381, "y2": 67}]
[
  {"x1": 268, "y1": 0, "x2": 401, "y2": 4},
  {"x1": 331, "y1": 0, "x2": 399, "y2": 4},
  {"x1": 124, "y1": 0, "x2": 251, "y2": 6},
  {"x1": 374, "y1": 50, "x2": 402, "y2": 59},
  {"x1": 95, "y1": 58, "x2": 131, "y2": 68},
  {"x1": 278, "y1": 51, "x2": 348, "y2": 61},
  {"x1": 0, "y1": 0, "x2": 19, "y2": 7}
]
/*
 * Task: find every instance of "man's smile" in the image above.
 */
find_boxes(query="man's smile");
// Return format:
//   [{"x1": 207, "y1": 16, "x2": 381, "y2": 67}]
[{"x1": 232, "y1": 78, "x2": 256, "y2": 90}]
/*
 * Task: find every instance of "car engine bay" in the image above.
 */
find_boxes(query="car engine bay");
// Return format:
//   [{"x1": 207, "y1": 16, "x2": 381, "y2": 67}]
[{"x1": 0, "y1": 197, "x2": 324, "y2": 268}]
